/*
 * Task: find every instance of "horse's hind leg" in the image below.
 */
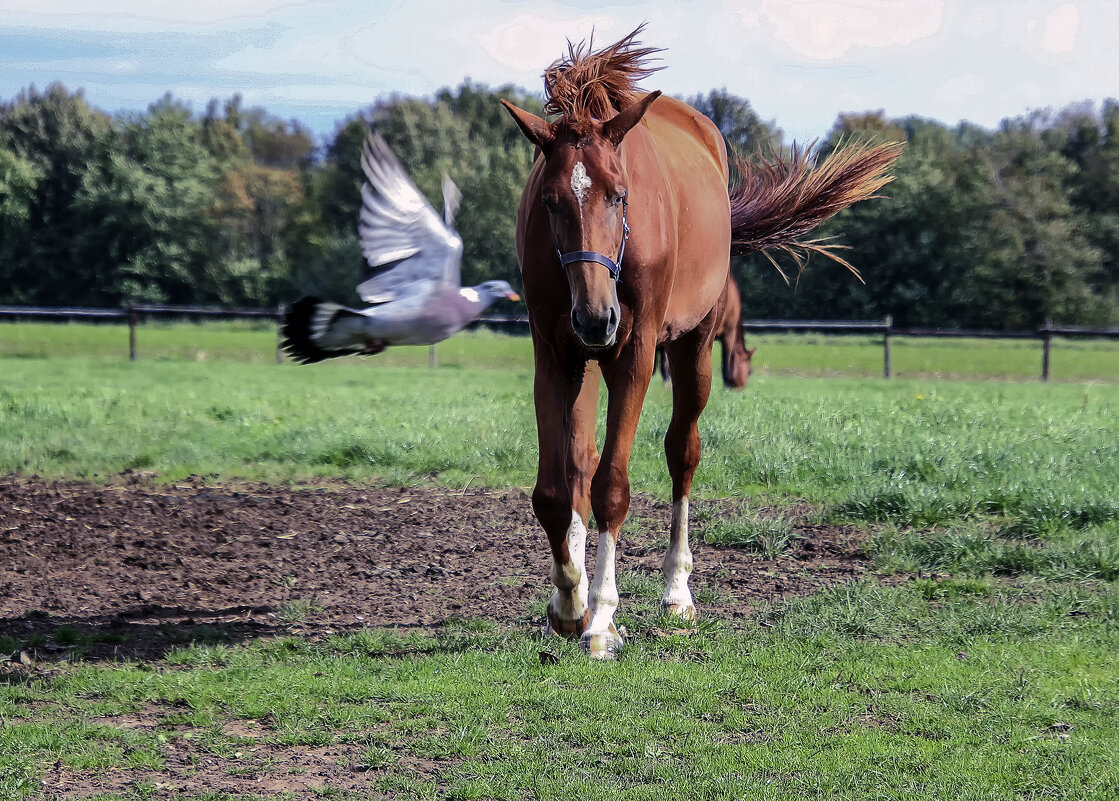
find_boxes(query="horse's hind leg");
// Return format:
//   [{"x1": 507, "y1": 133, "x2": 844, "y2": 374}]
[
  {"x1": 655, "y1": 346, "x2": 672, "y2": 384},
  {"x1": 662, "y1": 323, "x2": 716, "y2": 619},
  {"x1": 532, "y1": 350, "x2": 600, "y2": 638}
]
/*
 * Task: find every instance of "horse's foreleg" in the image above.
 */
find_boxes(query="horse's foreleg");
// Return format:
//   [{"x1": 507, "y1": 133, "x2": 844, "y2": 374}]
[
  {"x1": 532, "y1": 351, "x2": 600, "y2": 638},
  {"x1": 584, "y1": 341, "x2": 657, "y2": 658},
  {"x1": 662, "y1": 325, "x2": 716, "y2": 619}
]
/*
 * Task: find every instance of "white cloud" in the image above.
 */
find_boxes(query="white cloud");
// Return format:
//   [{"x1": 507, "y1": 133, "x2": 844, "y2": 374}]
[
  {"x1": 474, "y1": 12, "x2": 621, "y2": 74},
  {"x1": 935, "y1": 73, "x2": 985, "y2": 104},
  {"x1": 756, "y1": 0, "x2": 945, "y2": 60},
  {"x1": 1038, "y1": 2, "x2": 1080, "y2": 54},
  {"x1": 215, "y1": 33, "x2": 360, "y2": 78},
  {"x1": 0, "y1": 0, "x2": 321, "y2": 30},
  {"x1": 724, "y1": 3, "x2": 765, "y2": 31},
  {"x1": 0, "y1": 56, "x2": 142, "y2": 75}
]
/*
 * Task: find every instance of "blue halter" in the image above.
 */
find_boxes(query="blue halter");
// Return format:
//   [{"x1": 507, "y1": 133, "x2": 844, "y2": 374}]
[{"x1": 555, "y1": 198, "x2": 629, "y2": 282}]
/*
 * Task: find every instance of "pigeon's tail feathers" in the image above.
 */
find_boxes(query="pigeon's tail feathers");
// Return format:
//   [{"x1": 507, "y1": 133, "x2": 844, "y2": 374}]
[
  {"x1": 281, "y1": 296, "x2": 372, "y2": 364},
  {"x1": 310, "y1": 301, "x2": 342, "y2": 338}
]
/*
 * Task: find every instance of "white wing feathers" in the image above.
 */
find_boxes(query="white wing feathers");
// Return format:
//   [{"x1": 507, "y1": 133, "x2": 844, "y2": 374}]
[
  {"x1": 441, "y1": 173, "x2": 462, "y2": 227},
  {"x1": 356, "y1": 133, "x2": 463, "y2": 304}
]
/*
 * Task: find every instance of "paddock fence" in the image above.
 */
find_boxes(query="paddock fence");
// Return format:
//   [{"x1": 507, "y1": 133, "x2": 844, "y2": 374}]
[{"x1": 2, "y1": 305, "x2": 1117, "y2": 381}]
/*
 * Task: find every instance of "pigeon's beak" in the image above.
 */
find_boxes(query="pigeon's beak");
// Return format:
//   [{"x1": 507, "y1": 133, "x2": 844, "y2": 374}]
[{"x1": 506, "y1": 292, "x2": 521, "y2": 302}]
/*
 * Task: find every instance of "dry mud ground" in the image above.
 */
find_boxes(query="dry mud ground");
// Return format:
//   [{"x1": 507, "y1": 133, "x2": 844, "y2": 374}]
[{"x1": 1, "y1": 475, "x2": 874, "y2": 660}]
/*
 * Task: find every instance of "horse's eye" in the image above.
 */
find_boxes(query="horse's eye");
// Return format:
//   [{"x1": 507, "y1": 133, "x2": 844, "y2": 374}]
[
  {"x1": 542, "y1": 195, "x2": 560, "y2": 212},
  {"x1": 611, "y1": 191, "x2": 627, "y2": 207}
]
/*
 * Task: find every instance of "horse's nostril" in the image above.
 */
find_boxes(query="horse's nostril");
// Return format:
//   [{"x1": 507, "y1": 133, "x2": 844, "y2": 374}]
[{"x1": 570, "y1": 305, "x2": 618, "y2": 347}]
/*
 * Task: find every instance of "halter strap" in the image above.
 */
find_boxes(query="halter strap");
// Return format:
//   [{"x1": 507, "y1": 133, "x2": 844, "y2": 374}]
[
  {"x1": 555, "y1": 199, "x2": 630, "y2": 282},
  {"x1": 558, "y1": 250, "x2": 621, "y2": 280}
]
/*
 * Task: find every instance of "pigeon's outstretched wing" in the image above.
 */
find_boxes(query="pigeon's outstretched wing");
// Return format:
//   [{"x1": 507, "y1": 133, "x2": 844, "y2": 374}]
[
  {"x1": 356, "y1": 133, "x2": 464, "y2": 304},
  {"x1": 441, "y1": 173, "x2": 462, "y2": 228}
]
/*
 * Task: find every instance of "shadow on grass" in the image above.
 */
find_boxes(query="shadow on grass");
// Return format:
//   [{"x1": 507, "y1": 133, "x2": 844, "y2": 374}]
[{"x1": 1, "y1": 604, "x2": 441, "y2": 667}]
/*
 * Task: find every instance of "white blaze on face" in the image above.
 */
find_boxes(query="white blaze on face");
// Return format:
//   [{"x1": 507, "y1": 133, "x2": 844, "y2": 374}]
[{"x1": 570, "y1": 161, "x2": 592, "y2": 213}]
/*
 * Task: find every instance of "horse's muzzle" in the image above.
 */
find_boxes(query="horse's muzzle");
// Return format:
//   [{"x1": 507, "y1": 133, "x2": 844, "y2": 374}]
[{"x1": 571, "y1": 304, "x2": 620, "y2": 348}]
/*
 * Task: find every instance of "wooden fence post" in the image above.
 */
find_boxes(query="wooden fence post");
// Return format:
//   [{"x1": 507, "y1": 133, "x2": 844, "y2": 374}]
[
  {"x1": 1041, "y1": 319, "x2": 1052, "y2": 382},
  {"x1": 883, "y1": 315, "x2": 893, "y2": 379},
  {"x1": 275, "y1": 305, "x2": 286, "y2": 364},
  {"x1": 128, "y1": 307, "x2": 138, "y2": 362}
]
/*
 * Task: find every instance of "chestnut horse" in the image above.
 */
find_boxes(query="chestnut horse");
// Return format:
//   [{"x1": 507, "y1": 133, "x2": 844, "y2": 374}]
[
  {"x1": 502, "y1": 29, "x2": 901, "y2": 657},
  {"x1": 659, "y1": 272, "x2": 755, "y2": 389}
]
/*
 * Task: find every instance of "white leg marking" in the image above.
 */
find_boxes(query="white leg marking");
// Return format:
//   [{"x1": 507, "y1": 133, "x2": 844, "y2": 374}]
[
  {"x1": 662, "y1": 498, "x2": 695, "y2": 616},
  {"x1": 586, "y1": 529, "x2": 619, "y2": 635},
  {"x1": 550, "y1": 510, "x2": 588, "y2": 622}
]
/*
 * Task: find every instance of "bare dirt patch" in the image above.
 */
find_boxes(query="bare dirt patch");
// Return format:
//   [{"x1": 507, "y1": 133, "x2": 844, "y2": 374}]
[
  {"x1": 1, "y1": 475, "x2": 872, "y2": 662},
  {"x1": 2, "y1": 475, "x2": 875, "y2": 799}
]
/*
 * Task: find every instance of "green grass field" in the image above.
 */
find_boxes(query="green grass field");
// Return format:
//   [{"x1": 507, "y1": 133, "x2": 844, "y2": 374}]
[
  {"x1": 2, "y1": 323, "x2": 1118, "y2": 799},
  {"x1": 3, "y1": 320, "x2": 1118, "y2": 380}
]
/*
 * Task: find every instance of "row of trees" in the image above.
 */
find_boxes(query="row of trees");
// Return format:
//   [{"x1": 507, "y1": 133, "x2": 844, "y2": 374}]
[
  {"x1": 2, "y1": 82, "x2": 1117, "y2": 328},
  {"x1": 744, "y1": 105, "x2": 1119, "y2": 328}
]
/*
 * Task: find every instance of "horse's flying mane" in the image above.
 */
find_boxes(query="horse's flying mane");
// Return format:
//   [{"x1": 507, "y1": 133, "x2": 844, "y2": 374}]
[{"x1": 542, "y1": 24, "x2": 662, "y2": 126}]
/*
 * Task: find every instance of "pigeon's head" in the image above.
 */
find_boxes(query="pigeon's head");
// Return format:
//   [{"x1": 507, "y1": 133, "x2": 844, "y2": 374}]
[{"x1": 477, "y1": 280, "x2": 521, "y2": 305}]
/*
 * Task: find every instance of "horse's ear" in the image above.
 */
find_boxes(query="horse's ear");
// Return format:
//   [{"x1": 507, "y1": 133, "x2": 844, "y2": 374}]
[
  {"x1": 603, "y1": 91, "x2": 661, "y2": 147},
  {"x1": 746, "y1": 348, "x2": 756, "y2": 359},
  {"x1": 501, "y1": 100, "x2": 555, "y2": 151}
]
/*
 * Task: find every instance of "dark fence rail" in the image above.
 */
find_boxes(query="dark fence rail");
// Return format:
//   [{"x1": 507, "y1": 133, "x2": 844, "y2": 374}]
[
  {"x1": 3, "y1": 306, "x2": 1118, "y2": 380},
  {"x1": 0, "y1": 304, "x2": 283, "y2": 320},
  {"x1": 0, "y1": 305, "x2": 130, "y2": 320},
  {"x1": 0, "y1": 303, "x2": 286, "y2": 362}
]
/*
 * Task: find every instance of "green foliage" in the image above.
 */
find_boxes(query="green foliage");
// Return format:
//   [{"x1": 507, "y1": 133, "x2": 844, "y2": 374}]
[
  {"x1": 0, "y1": 85, "x2": 313, "y2": 308},
  {"x1": 75, "y1": 96, "x2": 225, "y2": 304},
  {"x1": 736, "y1": 107, "x2": 1119, "y2": 329},
  {"x1": 687, "y1": 89, "x2": 783, "y2": 163},
  {"x1": 1, "y1": 82, "x2": 1118, "y2": 328},
  {"x1": 0, "y1": 84, "x2": 113, "y2": 305}
]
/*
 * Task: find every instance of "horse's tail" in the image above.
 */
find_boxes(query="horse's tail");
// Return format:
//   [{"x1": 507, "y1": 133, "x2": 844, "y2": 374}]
[{"x1": 728, "y1": 139, "x2": 904, "y2": 281}]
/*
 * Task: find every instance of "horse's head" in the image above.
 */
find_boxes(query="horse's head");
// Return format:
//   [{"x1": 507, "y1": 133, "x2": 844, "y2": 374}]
[
  {"x1": 723, "y1": 345, "x2": 755, "y2": 389},
  {"x1": 502, "y1": 92, "x2": 660, "y2": 349}
]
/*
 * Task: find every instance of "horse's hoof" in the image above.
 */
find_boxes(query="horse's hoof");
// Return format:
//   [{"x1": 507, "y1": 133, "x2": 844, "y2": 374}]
[
  {"x1": 580, "y1": 626, "x2": 624, "y2": 660},
  {"x1": 663, "y1": 602, "x2": 697, "y2": 621},
  {"x1": 545, "y1": 608, "x2": 588, "y2": 639}
]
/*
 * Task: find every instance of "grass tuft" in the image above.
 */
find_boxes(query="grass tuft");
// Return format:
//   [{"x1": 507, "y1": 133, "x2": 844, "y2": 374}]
[{"x1": 700, "y1": 511, "x2": 801, "y2": 557}]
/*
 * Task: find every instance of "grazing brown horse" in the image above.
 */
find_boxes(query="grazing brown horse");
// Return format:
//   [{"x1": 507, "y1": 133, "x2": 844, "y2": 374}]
[
  {"x1": 659, "y1": 272, "x2": 755, "y2": 389},
  {"x1": 502, "y1": 28, "x2": 901, "y2": 658}
]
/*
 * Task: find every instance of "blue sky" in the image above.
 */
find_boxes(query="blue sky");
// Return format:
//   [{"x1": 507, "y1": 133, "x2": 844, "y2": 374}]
[{"x1": 2, "y1": 0, "x2": 1116, "y2": 145}]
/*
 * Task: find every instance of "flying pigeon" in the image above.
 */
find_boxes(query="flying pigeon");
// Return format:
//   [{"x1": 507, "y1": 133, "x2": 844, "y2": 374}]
[{"x1": 281, "y1": 133, "x2": 520, "y2": 364}]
